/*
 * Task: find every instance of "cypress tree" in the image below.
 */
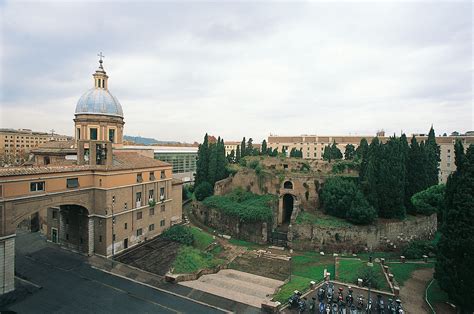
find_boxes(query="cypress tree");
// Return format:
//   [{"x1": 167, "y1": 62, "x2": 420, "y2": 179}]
[
  {"x1": 216, "y1": 138, "x2": 227, "y2": 182},
  {"x1": 261, "y1": 139, "x2": 267, "y2": 155},
  {"x1": 435, "y1": 143, "x2": 474, "y2": 312},
  {"x1": 406, "y1": 136, "x2": 429, "y2": 211},
  {"x1": 425, "y1": 126, "x2": 441, "y2": 186},
  {"x1": 235, "y1": 145, "x2": 241, "y2": 163},
  {"x1": 357, "y1": 138, "x2": 369, "y2": 182},
  {"x1": 331, "y1": 141, "x2": 343, "y2": 160},
  {"x1": 241, "y1": 137, "x2": 246, "y2": 158},
  {"x1": 207, "y1": 143, "x2": 217, "y2": 186},
  {"x1": 344, "y1": 144, "x2": 356, "y2": 160},
  {"x1": 195, "y1": 133, "x2": 209, "y2": 186},
  {"x1": 247, "y1": 138, "x2": 254, "y2": 156},
  {"x1": 364, "y1": 137, "x2": 381, "y2": 211},
  {"x1": 227, "y1": 149, "x2": 235, "y2": 163},
  {"x1": 323, "y1": 145, "x2": 332, "y2": 162}
]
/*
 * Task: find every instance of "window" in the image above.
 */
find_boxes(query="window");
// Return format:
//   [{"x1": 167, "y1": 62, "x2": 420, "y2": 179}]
[
  {"x1": 160, "y1": 171, "x2": 165, "y2": 179},
  {"x1": 99, "y1": 235, "x2": 102, "y2": 242},
  {"x1": 137, "y1": 211, "x2": 143, "y2": 220},
  {"x1": 124, "y1": 202, "x2": 127, "y2": 210},
  {"x1": 44, "y1": 156, "x2": 50, "y2": 165},
  {"x1": 30, "y1": 181, "x2": 45, "y2": 192},
  {"x1": 447, "y1": 163, "x2": 451, "y2": 168},
  {"x1": 149, "y1": 172, "x2": 155, "y2": 180},
  {"x1": 136, "y1": 228, "x2": 143, "y2": 236},
  {"x1": 160, "y1": 219, "x2": 165, "y2": 227},
  {"x1": 137, "y1": 173, "x2": 143, "y2": 183},
  {"x1": 161, "y1": 205, "x2": 165, "y2": 212},
  {"x1": 52, "y1": 210, "x2": 57, "y2": 219},
  {"x1": 160, "y1": 187, "x2": 165, "y2": 200},
  {"x1": 149, "y1": 190, "x2": 154, "y2": 201},
  {"x1": 66, "y1": 178, "x2": 79, "y2": 188},
  {"x1": 149, "y1": 224, "x2": 155, "y2": 231},
  {"x1": 66, "y1": 234, "x2": 69, "y2": 240},
  {"x1": 90, "y1": 128, "x2": 98, "y2": 140},
  {"x1": 77, "y1": 128, "x2": 81, "y2": 140},
  {"x1": 113, "y1": 234, "x2": 116, "y2": 241},
  {"x1": 136, "y1": 192, "x2": 142, "y2": 207},
  {"x1": 149, "y1": 208, "x2": 155, "y2": 216},
  {"x1": 284, "y1": 181, "x2": 293, "y2": 189},
  {"x1": 108, "y1": 129, "x2": 115, "y2": 143},
  {"x1": 124, "y1": 223, "x2": 128, "y2": 230}
]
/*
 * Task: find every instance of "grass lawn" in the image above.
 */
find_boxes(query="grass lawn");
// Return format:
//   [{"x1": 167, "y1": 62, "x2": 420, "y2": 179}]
[
  {"x1": 273, "y1": 252, "x2": 335, "y2": 304},
  {"x1": 295, "y1": 211, "x2": 353, "y2": 228},
  {"x1": 172, "y1": 246, "x2": 224, "y2": 274},
  {"x1": 189, "y1": 226, "x2": 215, "y2": 250},
  {"x1": 292, "y1": 251, "x2": 335, "y2": 281},
  {"x1": 427, "y1": 279, "x2": 450, "y2": 307},
  {"x1": 338, "y1": 259, "x2": 391, "y2": 292},
  {"x1": 388, "y1": 262, "x2": 434, "y2": 286},
  {"x1": 272, "y1": 275, "x2": 313, "y2": 304}
]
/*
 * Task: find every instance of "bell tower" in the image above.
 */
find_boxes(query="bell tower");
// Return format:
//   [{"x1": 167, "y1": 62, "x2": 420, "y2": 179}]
[{"x1": 93, "y1": 52, "x2": 109, "y2": 89}]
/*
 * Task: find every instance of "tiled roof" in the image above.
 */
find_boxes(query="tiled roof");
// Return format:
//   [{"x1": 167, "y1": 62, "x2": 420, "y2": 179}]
[
  {"x1": 0, "y1": 152, "x2": 171, "y2": 177},
  {"x1": 31, "y1": 140, "x2": 76, "y2": 154}
]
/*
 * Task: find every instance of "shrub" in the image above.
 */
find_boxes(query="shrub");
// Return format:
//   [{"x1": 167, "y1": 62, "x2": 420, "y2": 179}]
[
  {"x1": 239, "y1": 158, "x2": 247, "y2": 167},
  {"x1": 203, "y1": 188, "x2": 275, "y2": 222},
  {"x1": 161, "y1": 225, "x2": 194, "y2": 245},
  {"x1": 248, "y1": 159, "x2": 259, "y2": 169},
  {"x1": 411, "y1": 184, "x2": 445, "y2": 216},
  {"x1": 320, "y1": 177, "x2": 358, "y2": 218},
  {"x1": 346, "y1": 192, "x2": 377, "y2": 224},
  {"x1": 357, "y1": 267, "x2": 383, "y2": 290},
  {"x1": 402, "y1": 240, "x2": 436, "y2": 259},
  {"x1": 195, "y1": 182, "x2": 213, "y2": 201},
  {"x1": 332, "y1": 160, "x2": 360, "y2": 174}
]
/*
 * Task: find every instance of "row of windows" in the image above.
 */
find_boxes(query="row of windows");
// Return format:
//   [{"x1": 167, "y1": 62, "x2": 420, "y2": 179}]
[
  {"x1": 137, "y1": 171, "x2": 166, "y2": 183},
  {"x1": 77, "y1": 128, "x2": 116, "y2": 143},
  {"x1": 30, "y1": 178, "x2": 79, "y2": 192},
  {"x1": 136, "y1": 205, "x2": 166, "y2": 220},
  {"x1": 111, "y1": 187, "x2": 166, "y2": 211}
]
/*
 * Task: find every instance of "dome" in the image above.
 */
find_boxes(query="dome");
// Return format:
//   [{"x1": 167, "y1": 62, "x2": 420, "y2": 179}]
[{"x1": 75, "y1": 88, "x2": 124, "y2": 118}]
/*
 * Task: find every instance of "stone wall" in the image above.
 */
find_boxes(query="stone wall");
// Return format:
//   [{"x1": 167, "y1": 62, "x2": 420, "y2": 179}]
[
  {"x1": 192, "y1": 202, "x2": 268, "y2": 244},
  {"x1": 290, "y1": 214, "x2": 437, "y2": 252}
]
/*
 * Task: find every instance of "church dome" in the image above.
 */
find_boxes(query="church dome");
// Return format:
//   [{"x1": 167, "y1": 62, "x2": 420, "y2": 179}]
[{"x1": 75, "y1": 88, "x2": 124, "y2": 118}]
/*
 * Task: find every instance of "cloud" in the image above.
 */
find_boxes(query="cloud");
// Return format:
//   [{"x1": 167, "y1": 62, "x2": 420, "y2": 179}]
[{"x1": 0, "y1": 1, "x2": 472, "y2": 142}]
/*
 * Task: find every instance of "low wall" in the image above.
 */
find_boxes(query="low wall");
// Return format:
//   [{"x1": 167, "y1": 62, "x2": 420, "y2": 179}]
[
  {"x1": 290, "y1": 214, "x2": 437, "y2": 252},
  {"x1": 192, "y1": 202, "x2": 268, "y2": 244}
]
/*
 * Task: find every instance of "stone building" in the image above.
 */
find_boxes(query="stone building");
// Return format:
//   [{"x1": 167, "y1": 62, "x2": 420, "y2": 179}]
[
  {"x1": 0, "y1": 128, "x2": 72, "y2": 166},
  {"x1": 268, "y1": 132, "x2": 474, "y2": 183},
  {"x1": 0, "y1": 58, "x2": 183, "y2": 294}
]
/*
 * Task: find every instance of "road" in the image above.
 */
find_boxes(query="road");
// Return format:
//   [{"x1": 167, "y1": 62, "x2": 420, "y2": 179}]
[{"x1": 5, "y1": 231, "x2": 227, "y2": 314}]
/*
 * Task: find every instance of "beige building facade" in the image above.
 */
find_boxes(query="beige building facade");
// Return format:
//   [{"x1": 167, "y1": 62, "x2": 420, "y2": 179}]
[
  {"x1": 0, "y1": 129, "x2": 72, "y2": 165},
  {"x1": 268, "y1": 133, "x2": 474, "y2": 183},
  {"x1": 0, "y1": 58, "x2": 182, "y2": 295}
]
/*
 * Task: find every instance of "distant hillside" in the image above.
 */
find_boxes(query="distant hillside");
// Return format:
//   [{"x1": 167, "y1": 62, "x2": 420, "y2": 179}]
[{"x1": 124, "y1": 135, "x2": 180, "y2": 145}]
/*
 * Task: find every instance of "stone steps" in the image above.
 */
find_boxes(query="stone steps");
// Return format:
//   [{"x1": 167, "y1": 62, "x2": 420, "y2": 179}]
[{"x1": 179, "y1": 269, "x2": 284, "y2": 308}]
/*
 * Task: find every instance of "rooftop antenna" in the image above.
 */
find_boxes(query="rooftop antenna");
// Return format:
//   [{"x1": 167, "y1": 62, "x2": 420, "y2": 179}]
[{"x1": 50, "y1": 129, "x2": 55, "y2": 136}]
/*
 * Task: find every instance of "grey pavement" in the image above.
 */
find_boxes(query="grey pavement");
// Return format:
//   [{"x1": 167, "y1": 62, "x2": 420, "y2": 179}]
[{"x1": 4, "y1": 231, "x2": 228, "y2": 314}]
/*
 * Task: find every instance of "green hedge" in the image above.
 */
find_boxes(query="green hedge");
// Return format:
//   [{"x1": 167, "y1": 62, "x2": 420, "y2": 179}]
[
  {"x1": 161, "y1": 225, "x2": 194, "y2": 246},
  {"x1": 203, "y1": 188, "x2": 276, "y2": 222}
]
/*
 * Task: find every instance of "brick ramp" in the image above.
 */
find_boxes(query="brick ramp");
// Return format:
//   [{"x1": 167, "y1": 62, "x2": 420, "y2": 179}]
[{"x1": 179, "y1": 269, "x2": 284, "y2": 308}]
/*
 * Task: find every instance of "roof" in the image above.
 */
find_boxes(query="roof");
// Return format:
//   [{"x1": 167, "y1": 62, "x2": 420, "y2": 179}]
[
  {"x1": 0, "y1": 151, "x2": 171, "y2": 177},
  {"x1": 122, "y1": 145, "x2": 198, "y2": 154},
  {"x1": 31, "y1": 140, "x2": 77, "y2": 154},
  {"x1": 75, "y1": 88, "x2": 123, "y2": 118}
]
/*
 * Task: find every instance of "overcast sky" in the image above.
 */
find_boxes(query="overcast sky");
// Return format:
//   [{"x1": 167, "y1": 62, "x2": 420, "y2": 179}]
[{"x1": 0, "y1": 0, "x2": 472, "y2": 143}]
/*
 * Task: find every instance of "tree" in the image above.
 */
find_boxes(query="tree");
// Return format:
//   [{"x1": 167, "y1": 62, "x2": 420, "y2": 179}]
[
  {"x1": 357, "y1": 138, "x2": 369, "y2": 182},
  {"x1": 215, "y1": 137, "x2": 227, "y2": 182},
  {"x1": 240, "y1": 137, "x2": 246, "y2": 158},
  {"x1": 261, "y1": 139, "x2": 268, "y2": 155},
  {"x1": 235, "y1": 145, "x2": 241, "y2": 163},
  {"x1": 411, "y1": 184, "x2": 445, "y2": 216},
  {"x1": 435, "y1": 144, "x2": 474, "y2": 312},
  {"x1": 195, "y1": 134, "x2": 210, "y2": 187},
  {"x1": 344, "y1": 144, "x2": 356, "y2": 160},
  {"x1": 282, "y1": 146, "x2": 287, "y2": 156},
  {"x1": 246, "y1": 138, "x2": 254, "y2": 156},
  {"x1": 207, "y1": 143, "x2": 217, "y2": 185},
  {"x1": 322, "y1": 145, "x2": 332, "y2": 162},
  {"x1": 331, "y1": 141, "x2": 343, "y2": 160},
  {"x1": 227, "y1": 149, "x2": 235, "y2": 163},
  {"x1": 346, "y1": 193, "x2": 377, "y2": 225},
  {"x1": 320, "y1": 177, "x2": 359, "y2": 218},
  {"x1": 194, "y1": 182, "x2": 214, "y2": 201},
  {"x1": 406, "y1": 136, "x2": 429, "y2": 211},
  {"x1": 425, "y1": 126, "x2": 440, "y2": 186}
]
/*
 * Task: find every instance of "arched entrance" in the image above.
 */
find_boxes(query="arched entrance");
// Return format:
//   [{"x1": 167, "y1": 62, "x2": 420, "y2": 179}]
[
  {"x1": 282, "y1": 194, "x2": 294, "y2": 223},
  {"x1": 54, "y1": 205, "x2": 91, "y2": 254}
]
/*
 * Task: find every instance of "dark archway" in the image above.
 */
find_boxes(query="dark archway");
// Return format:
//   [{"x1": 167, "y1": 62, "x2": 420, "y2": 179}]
[
  {"x1": 282, "y1": 194, "x2": 294, "y2": 223},
  {"x1": 283, "y1": 181, "x2": 293, "y2": 189}
]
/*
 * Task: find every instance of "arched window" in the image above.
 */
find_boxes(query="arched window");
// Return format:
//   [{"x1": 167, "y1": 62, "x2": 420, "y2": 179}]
[{"x1": 284, "y1": 181, "x2": 293, "y2": 189}]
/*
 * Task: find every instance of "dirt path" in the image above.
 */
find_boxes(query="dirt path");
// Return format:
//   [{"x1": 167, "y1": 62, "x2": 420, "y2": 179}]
[{"x1": 399, "y1": 268, "x2": 433, "y2": 314}]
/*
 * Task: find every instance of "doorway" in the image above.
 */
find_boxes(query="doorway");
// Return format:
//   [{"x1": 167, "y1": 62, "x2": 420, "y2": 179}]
[
  {"x1": 123, "y1": 238, "x2": 128, "y2": 249},
  {"x1": 282, "y1": 194, "x2": 294, "y2": 223},
  {"x1": 51, "y1": 228, "x2": 58, "y2": 243}
]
